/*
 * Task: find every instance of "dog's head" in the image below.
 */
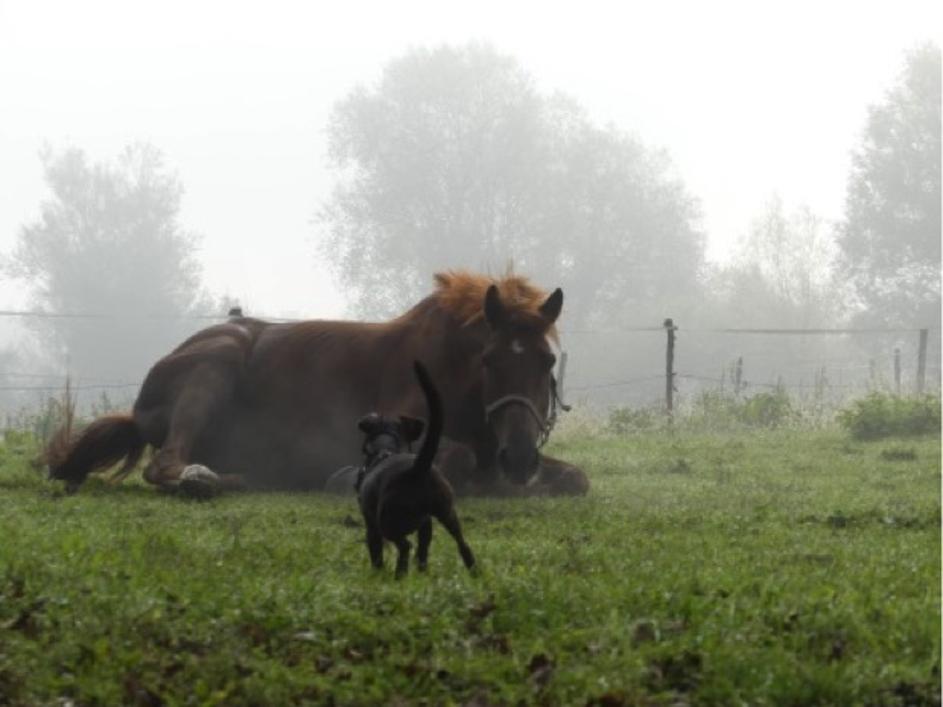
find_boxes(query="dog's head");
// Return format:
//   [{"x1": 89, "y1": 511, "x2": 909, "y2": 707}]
[{"x1": 356, "y1": 412, "x2": 424, "y2": 467}]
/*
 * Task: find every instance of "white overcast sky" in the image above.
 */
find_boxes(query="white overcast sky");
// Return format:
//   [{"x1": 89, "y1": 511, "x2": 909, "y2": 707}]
[{"x1": 0, "y1": 0, "x2": 940, "y2": 320}]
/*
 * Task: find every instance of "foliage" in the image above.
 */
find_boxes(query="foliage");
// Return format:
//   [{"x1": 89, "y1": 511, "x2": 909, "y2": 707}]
[
  {"x1": 0, "y1": 429, "x2": 938, "y2": 705},
  {"x1": 0, "y1": 429, "x2": 40, "y2": 471},
  {"x1": 607, "y1": 405, "x2": 661, "y2": 434},
  {"x1": 318, "y1": 44, "x2": 704, "y2": 324},
  {"x1": 838, "y1": 43, "x2": 941, "y2": 328},
  {"x1": 1, "y1": 384, "x2": 78, "y2": 446},
  {"x1": 739, "y1": 389, "x2": 797, "y2": 427},
  {"x1": 608, "y1": 386, "x2": 839, "y2": 436},
  {"x1": 677, "y1": 196, "x2": 860, "y2": 402},
  {"x1": 5, "y1": 143, "x2": 211, "y2": 382},
  {"x1": 837, "y1": 392, "x2": 941, "y2": 440},
  {"x1": 711, "y1": 197, "x2": 846, "y2": 329},
  {"x1": 0, "y1": 346, "x2": 23, "y2": 412},
  {"x1": 678, "y1": 387, "x2": 797, "y2": 431}
]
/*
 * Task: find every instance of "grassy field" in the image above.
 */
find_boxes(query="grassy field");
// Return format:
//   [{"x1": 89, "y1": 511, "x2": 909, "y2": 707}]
[{"x1": 0, "y1": 427, "x2": 939, "y2": 706}]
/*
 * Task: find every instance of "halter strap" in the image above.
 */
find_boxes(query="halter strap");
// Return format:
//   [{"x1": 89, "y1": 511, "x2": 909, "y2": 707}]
[
  {"x1": 484, "y1": 394, "x2": 546, "y2": 426},
  {"x1": 484, "y1": 375, "x2": 571, "y2": 449}
]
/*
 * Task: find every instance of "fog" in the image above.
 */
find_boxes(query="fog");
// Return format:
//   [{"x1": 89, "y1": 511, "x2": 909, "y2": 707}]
[{"x1": 0, "y1": 0, "x2": 940, "y2": 416}]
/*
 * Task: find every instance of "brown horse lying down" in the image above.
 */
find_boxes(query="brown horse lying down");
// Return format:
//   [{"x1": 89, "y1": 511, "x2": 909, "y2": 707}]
[{"x1": 47, "y1": 270, "x2": 590, "y2": 497}]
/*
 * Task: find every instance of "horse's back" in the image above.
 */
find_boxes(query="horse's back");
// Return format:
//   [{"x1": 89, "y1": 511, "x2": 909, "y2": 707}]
[
  {"x1": 131, "y1": 316, "x2": 431, "y2": 489},
  {"x1": 233, "y1": 320, "x2": 406, "y2": 485}
]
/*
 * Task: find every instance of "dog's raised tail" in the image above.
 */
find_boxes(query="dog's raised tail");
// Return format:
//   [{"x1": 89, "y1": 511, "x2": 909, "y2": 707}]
[{"x1": 412, "y1": 361, "x2": 443, "y2": 475}]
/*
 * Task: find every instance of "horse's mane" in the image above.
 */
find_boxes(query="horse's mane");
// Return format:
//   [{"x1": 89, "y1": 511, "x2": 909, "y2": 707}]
[{"x1": 426, "y1": 270, "x2": 559, "y2": 342}]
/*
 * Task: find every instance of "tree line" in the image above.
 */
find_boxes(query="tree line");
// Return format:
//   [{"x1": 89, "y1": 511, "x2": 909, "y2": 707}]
[{"x1": 1, "y1": 42, "x2": 939, "y2": 407}]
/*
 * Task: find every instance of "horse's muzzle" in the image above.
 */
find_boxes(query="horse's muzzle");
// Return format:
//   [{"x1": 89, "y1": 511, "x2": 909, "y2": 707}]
[{"x1": 497, "y1": 444, "x2": 540, "y2": 485}]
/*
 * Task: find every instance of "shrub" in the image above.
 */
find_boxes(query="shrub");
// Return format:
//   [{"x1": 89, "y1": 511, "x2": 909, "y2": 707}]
[
  {"x1": 608, "y1": 406, "x2": 660, "y2": 434},
  {"x1": 838, "y1": 393, "x2": 941, "y2": 440},
  {"x1": 688, "y1": 389, "x2": 739, "y2": 425},
  {"x1": 739, "y1": 389, "x2": 796, "y2": 428},
  {"x1": 681, "y1": 388, "x2": 796, "y2": 430},
  {"x1": 0, "y1": 429, "x2": 41, "y2": 470}
]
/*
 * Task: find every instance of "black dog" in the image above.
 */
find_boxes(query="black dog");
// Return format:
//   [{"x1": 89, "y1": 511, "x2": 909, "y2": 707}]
[
  {"x1": 322, "y1": 414, "x2": 423, "y2": 495},
  {"x1": 357, "y1": 361, "x2": 476, "y2": 578}
]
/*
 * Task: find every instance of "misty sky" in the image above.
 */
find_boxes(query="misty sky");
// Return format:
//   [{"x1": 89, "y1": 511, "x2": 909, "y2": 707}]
[{"x1": 1, "y1": 0, "x2": 940, "y2": 321}]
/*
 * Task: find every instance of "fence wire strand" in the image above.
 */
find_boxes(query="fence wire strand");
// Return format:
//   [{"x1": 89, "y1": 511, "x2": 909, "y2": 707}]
[{"x1": 1, "y1": 310, "x2": 937, "y2": 402}]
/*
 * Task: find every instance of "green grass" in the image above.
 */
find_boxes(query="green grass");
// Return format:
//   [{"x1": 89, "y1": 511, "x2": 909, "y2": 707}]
[{"x1": 0, "y1": 428, "x2": 939, "y2": 706}]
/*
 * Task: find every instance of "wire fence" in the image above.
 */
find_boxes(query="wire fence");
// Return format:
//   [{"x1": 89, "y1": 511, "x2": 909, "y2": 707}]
[{"x1": 0, "y1": 309, "x2": 939, "y2": 409}]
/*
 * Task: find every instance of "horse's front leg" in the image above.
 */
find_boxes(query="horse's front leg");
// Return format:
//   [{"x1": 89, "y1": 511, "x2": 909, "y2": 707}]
[
  {"x1": 143, "y1": 450, "x2": 246, "y2": 498},
  {"x1": 534, "y1": 454, "x2": 590, "y2": 496},
  {"x1": 465, "y1": 454, "x2": 590, "y2": 497}
]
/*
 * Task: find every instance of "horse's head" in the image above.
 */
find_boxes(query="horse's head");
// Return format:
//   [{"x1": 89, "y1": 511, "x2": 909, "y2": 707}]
[{"x1": 479, "y1": 284, "x2": 563, "y2": 485}]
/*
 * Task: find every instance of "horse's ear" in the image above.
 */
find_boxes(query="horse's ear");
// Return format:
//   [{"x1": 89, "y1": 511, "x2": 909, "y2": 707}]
[
  {"x1": 398, "y1": 415, "x2": 425, "y2": 443},
  {"x1": 357, "y1": 413, "x2": 381, "y2": 434},
  {"x1": 483, "y1": 285, "x2": 507, "y2": 329},
  {"x1": 539, "y1": 288, "x2": 563, "y2": 324}
]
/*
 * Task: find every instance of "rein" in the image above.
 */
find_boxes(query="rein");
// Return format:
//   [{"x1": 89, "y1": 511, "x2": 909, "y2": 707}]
[{"x1": 484, "y1": 375, "x2": 571, "y2": 449}]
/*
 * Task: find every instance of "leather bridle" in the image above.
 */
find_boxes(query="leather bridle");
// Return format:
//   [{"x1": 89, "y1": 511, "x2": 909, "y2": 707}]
[{"x1": 484, "y1": 375, "x2": 570, "y2": 449}]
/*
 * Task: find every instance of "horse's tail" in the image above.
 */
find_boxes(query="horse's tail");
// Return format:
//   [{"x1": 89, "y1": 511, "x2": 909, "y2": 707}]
[
  {"x1": 412, "y1": 361, "x2": 443, "y2": 477},
  {"x1": 46, "y1": 414, "x2": 147, "y2": 490}
]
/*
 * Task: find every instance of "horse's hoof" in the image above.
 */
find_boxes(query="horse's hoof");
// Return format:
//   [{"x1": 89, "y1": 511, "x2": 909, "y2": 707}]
[{"x1": 179, "y1": 464, "x2": 221, "y2": 498}]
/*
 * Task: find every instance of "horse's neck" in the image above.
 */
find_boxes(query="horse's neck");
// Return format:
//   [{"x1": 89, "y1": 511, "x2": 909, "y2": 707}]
[
  {"x1": 390, "y1": 300, "x2": 489, "y2": 414},
  {"x1": 420, "y1": 317, "x2": 488, "y2": 445}
]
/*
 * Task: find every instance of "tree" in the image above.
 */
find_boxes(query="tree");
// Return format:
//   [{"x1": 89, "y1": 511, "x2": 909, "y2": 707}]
[
  {"x1": 717, "y1": 196, "x2": 844, "y2": 328},
  {"x1": 318, "y1": 44, "x2": 705, "y2": 326},
  {"x1": 6, "y1": 144, "x2": 210, "y2": 385},
  {"x1": 0, "y1": 346, "x2": 21, "y2": 413},
  {"x1": 685, "y1": 198, "x2": 860, "y2": 396},
  {"x1": 838, "y1": 43, "x2": 941, "y2": 328}
]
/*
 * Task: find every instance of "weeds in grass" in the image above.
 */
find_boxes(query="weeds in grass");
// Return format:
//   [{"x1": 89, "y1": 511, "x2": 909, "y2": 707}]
[
  {"x1": 681, "y1": 387, "x2": 798, "y2": 429},
  {"x1": 881, "y1": 446, "x2": 919, "y2": 461},
  {"x1": 838, "y1": 392, "x2": 941, "y2": 440},
  {"x1": 601, "y1": 388, "x2": 942, "y2": 442}
]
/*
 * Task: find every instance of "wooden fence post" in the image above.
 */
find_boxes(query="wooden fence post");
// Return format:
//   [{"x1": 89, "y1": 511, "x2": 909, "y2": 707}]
[
  {"x1": 556, "y1": 350, "x2": 568, "y2": 401},
  {"x1": 734, "y1": 356, "x2": 744, "y2": 397},
  {"x1": 916, "y1": 328, "x2": 928, "y2": 394},
  {"x1": 664, "y1": 318, "x2": 677, "y2": 421},
  {"x1": 894, "y1": 347, "x2": 901, "y2": 395}
]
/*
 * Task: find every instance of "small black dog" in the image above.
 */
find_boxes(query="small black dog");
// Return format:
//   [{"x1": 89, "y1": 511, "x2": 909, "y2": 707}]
[
  {"x1": 322, "y1": 414, "x2": 423, "y2": 495},
  {"x1": 357, "y1": 361, "x2": 476, "y2": 578}
]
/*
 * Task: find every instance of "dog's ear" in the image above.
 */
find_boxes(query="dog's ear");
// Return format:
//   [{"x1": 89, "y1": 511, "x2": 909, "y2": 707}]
[
  {"x1": 398, "y1": 415, "x2": 425, "y2": 443},
  {"x1": 357, "y1": 413, "x2": 382, "y2": 434}
]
